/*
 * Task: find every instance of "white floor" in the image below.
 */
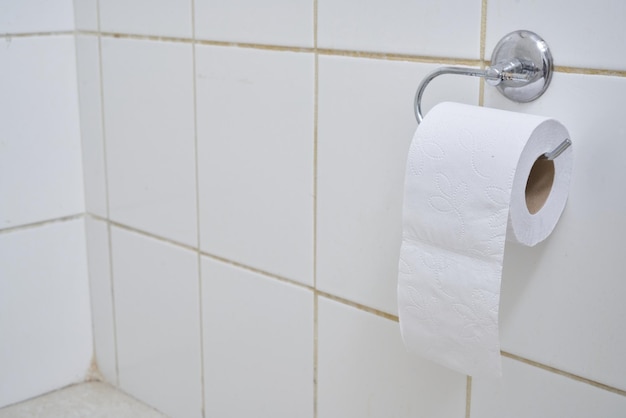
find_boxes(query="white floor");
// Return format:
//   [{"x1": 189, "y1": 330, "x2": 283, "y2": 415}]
[{"x1": 0, "y1": 382, "x2": 168, "y2": 418}]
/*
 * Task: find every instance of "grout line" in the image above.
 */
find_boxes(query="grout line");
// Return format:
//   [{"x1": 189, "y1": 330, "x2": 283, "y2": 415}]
[
  {"x1": 554, "y1": 66, "x2": 626, "y2": 77},
  {"x1": 313, "y1": 293, "x2": 319, "y2": 418},
  {"x1": 7, "y1": 29, "x2": 626, "y2": 78},
  {"x1": 311, "y1": 23, "x2": 319, "y2": 290},
  {"x1": 316, "y1": 290, "x2": 399, "y2": 322},
  {"x1": 313, "y1": 1, "x2": 319, "y2": 416},
  {"x1": 199, "y1": 252, "x2": 316, "y2": 293},
  {"x1": 190, "y1": 1, "x2": 206, "y2": 416},
  {"x1": 74, "y1": 30, "x2": 626, "y2": 77},
  {"x1": 479, "y1": 0, "x2": 488, "y2": 62},
  {"x1": 0, "y1": 30, "x2": 74, "y2": 38},
  {"x1": 501, "y1": 352, "x2": 626, "y2": 397},
  {"x1": 0, "y1": 213, "x2": 84, "y2": 235},
  {"x1": 465, "y1": 376, "x2": 472, "y2": 418},
  {"x1": 478, "y1": 0, "x2": 488, "y2": 107},
  {"x1": 309, "y1": 13, "x2": 321, "y2": 406},
  {"x1": 94, "y1": 0, "x2": 120, "y2": 386},
  {"x1": 312, "y1": 0, "x2": 319, "y2": 292}
]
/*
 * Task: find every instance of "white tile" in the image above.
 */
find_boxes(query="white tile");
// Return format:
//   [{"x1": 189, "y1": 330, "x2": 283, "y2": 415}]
[
  {"x1": 316, "y1": 56, "x2": 479, "y2": 314},
  {"x1": 73, "y1": 0, "x2": 98, "y2": 31},
  {"x1": 76, "y1": 35, "x2": 107, "y2": 217},
  {"x1": 472, "y1": 357, "x2": 626, "y2": 418},
  {"x1": 317, "y1": 297, "x2": 466, "y2": 418},
  {"x1": 486, "y1": 1, "x2": 626, "y2": 71},
  {"x1": 202, "y1": 258, "x2": 314, "y2": 418},
  {"x1": 194, "y1": 0, "x2": 313, "y2": 47},
  {"x1": 111, "y1": 227, "x2": 202, "y2": 418},
  {"x1": 102, "y1": 38, "x2": 197, "y2": 246},
  {"x1": 0, "y1": 36, "x2": 84, "y2": 229},
  {"x1": 99, "y1": 0, "x2": 192, "y2": 38},
  {"x1": 0, "y1": 0, "x2": 74, "y2": 33},
  {"x1": 317, "y1": 0, "x2": 482, "y2": 58},
  {"x1": 0, "y1": 219, "x2": 92, "y2": 408},
  {"x1": 484, "y1": 73, "x2": 626, "y2": 390},
  {"x1": 196, "y1": 46, "x2": 314, "y2": 285},
  {"x1": 85, "y1": 217, "x2": 117, "y2": 384}
]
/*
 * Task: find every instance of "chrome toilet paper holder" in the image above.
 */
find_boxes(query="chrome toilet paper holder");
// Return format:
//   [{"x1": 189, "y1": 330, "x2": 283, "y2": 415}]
[{"x1": 414, "y1": 30, "x2": 571, "y2": 161}]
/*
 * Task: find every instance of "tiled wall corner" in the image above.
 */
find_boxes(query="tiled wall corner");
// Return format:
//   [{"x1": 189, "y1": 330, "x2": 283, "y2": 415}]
[
  {"x1": 101, "y1": 38, "x2": 197, "y2": 247},
  {"x1": 111, "y1": 227, "x2": 202, "y2": 418},
  {"x1": 85, "y1": 217, "x2": 117, "y2": 384},
  {"x1": 76, "y1": 35, "x2": 107, "y2": 218},
  {"x1": 202, "y1": 258, "x2": 314, "y2": 418},
  {"x1": 0, "y1": 35, "x2": 84, "y2": 229},
  {"x1": 196, "y1": 45, "x2": 315, "y2": 286},
  {"x1": 0, "y1": 219, "x2": 92, "y2": 408}
]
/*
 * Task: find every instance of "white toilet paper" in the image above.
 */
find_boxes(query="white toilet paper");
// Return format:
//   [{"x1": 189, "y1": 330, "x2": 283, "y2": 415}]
[{"x1": 398, "y1": 102, "x2": 573, "y2": 377}]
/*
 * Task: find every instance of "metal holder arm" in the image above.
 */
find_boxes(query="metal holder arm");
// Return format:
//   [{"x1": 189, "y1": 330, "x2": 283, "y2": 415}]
[{"x1": 414, "y1": 30, "x2": 570, "y2": 160}]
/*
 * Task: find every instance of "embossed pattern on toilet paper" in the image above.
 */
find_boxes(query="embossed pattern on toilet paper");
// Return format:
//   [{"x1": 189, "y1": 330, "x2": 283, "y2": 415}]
[{"x1": 398, "y1": 102, "x2": 572, "y2": 378}]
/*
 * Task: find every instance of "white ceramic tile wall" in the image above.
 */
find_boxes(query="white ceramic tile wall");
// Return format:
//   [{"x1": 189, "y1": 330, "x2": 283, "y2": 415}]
[
  {"x1": 101, "y1": 38, "x2": 197, "y2": 246},
  {"x1": 99, "y1": 0, "x2": 192, "y2": 38},
  {"x1": 111, "y1": 227, "x2": 202, "y2": 418},
  {"x1": 317, "y1": 55, "x2": 479, "y2": 315},
  {"x1": 472, "y1": 357, "x2": 626, "y2": 418},
  {"x1": 317, "y1": 297, "x2": 466, "y2": 417},
  {"x1": 484, "y1": 73, "x2": 626, "y2": 391},
  {"x1": 0, "y1": 0, "x2": 74, "y2": 33},
  {"x1": 76, "y1": 35, "x2": 107, "y2": 217},
  {"x1": 4, "y1": 0, "x2": 625, "y2": 416},
  {"x1": 485, "y1": 0, "x2": 626, "y2": 71},
  {"x1": 194, "y1": 0, "x2": 313, "y2": 47},
  {"x1": 0, "y1": 219, "x2": 92, "y2": 408},
  {"x1": 0, "y1": 36, "x2": 84, "y2": 229},
  {"x1": 85, "y1": 218, "x2": 117, "y2": 384},
  {"x1": 202, "y1": 258, "x2": 314, "y2": 418},
  {"x1": 317, "y1": 0, "x2": 482, "y2": 58},
  {"x1": 196, "y1": 45, "x2": 314, "y2": 285},
  {"x1": 73, "y1": 0, "x2": 98, "y2": 31}
]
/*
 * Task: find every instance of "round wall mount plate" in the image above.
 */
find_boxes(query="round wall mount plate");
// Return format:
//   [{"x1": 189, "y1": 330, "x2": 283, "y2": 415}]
[{"x1": 490, "y1": 30, "x2": 553, "y2": 103}]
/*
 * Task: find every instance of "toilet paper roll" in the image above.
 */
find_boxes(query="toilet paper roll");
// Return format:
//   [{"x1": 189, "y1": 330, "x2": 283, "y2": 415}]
[{"x1": 397, "y1": 102, "x2": 573, "y2": 378}]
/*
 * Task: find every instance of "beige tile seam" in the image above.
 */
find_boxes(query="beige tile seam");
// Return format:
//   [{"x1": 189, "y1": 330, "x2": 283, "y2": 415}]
[
  {"x1": 70, "y1": 30, "x2": 626, "y2": 77},
  {"x1": 189, "y1": 0, "x2": 206, "y2": 416},
  {"x1": 501, "y1": 351, "x2": 626, "y2": 398},
  {"x1": 316, "y1": 291, "x2": 399, "y2": 322},
  {"x1": 478, "y1": 0, "x2": 488, "y2": 107},
  {"x1": 0, "y1": 31, "x2": 74, "y2": 38},
  {"x1": 313, "y1": 0, "x2": 319, "y2": 416},
  {"x1": 94, "y1": 0, "x2": 120, "y2": 386},
  {"x1": 479, "y1": 0, "x2": 488, "y2": 62},
  {"x1": 465, "y1": 376, "x2": 473, "y2": 418},
  {"x1": 0, "y1": 213, "x2": 85, "y2": 235}
]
